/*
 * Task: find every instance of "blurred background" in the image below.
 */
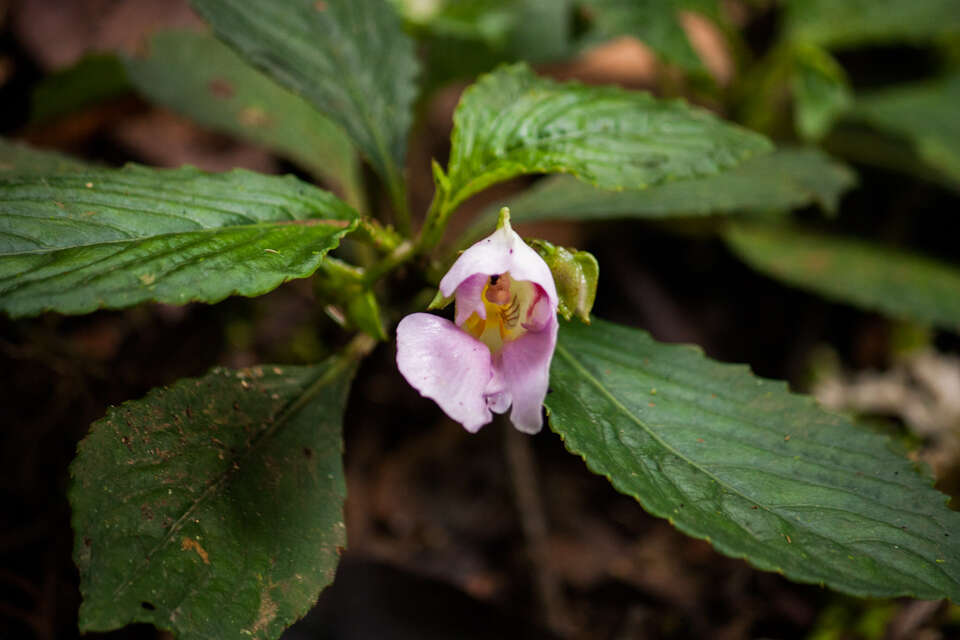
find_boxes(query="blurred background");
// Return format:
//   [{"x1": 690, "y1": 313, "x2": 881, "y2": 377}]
[{"x1": 1, "y1": 0, "x2": 960, "y2": 638}]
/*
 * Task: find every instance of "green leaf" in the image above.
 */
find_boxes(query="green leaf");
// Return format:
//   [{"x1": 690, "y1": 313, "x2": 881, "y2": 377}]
[
  {"x1": 0, "y1": 165, "x2": 358, "y2": 317},
  {"x1": 507, "y1": 0, "x2": 573, "y2": 63},
  {"x1": 441, "y1": 63, "x2": 772, "y2": 216},
  {"x1": 847, "y1": 74, "x2": 960, "y2": 186},
  {"x1": 30, "y1": 53, "x2": 131, "y2": 124},
  {"x1": 577, "y1": 0, "x2": 705, "y2": 71},
  {"x1": 123, "y1": 31, "x2": 363, "y2": 209},
  {"x1": 399, "y1": 0, "x2": 518, "y2": 44},
  {"x1": 792, "y1": 44, "x2": 852, "y2": 141},
  {"x1": 414, "y1": 0, "x2": 574, "y2": 92},
  {"x1": 0, "y1": 138, "x2": 92, "y2": 176},
  {"x1": 547, "y1": 318, "x2": 960, "y2": 600},
  {"x1": 462, "y1": 148, "x2": 854, "y2": 244},
  {"x1": 785, "y1": 0, "x2": 960, "y2": 48},
  {"x1": 71, "y1": 354, "x2": 358, "y2": 639},
  {"x1": 724, "y1": 223, "x2": 960, "y2": 331},
  {"x1": 314, "y1": 258, "x2": 388, "y2": 341},
  {"x1": 188, "y1": 0, "x2": 419, "y2": 214}
]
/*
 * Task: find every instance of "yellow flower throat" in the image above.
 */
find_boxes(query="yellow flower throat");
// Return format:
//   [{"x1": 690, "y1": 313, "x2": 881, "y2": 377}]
[{"x1": 463, "y1": 273, "x2": 534, "y2": 353}]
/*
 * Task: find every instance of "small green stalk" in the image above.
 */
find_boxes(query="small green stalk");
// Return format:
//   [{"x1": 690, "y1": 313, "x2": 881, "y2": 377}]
[
  {"x1": 386, "y1": 172, "x2": 412, "y2": 237},
  {"x1": 363, "y1": 239, "x2": 416, "y2": 286},
  {"x1": 354, "y1": 218, "x2": 405, "y2": 253},
  {"x1": 415, "y1": 160, "x2": 454, "y2": 255}
]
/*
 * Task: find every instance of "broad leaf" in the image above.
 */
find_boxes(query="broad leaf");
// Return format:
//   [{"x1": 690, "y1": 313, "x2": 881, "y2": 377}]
[
  {"x1": 0, "y1": 165, "x2": 358, "y2": 317},
  {"x1": 441, "y1": 63, "x2": 772, "y2": 216},
  {"x1": 725, "y1": 224, "x2": 960, "y2": 331},
  {"x1": 0, "y1": 138, "x2": 91, "y2": 175},
  {"x1": 71, "y1": 355, "x2": 357, "y2": 639},
  {"x1": 189, "y1": 0, "x2": 419, "y2": 212},
  {"x1": 848, "y1": 74, "x2": 960, "y2": 186},
  {"x1": 577, "y1": 0, "x2": 706, "y2": 71},
  {"x1": 785, "y1": 0, "x2": 960, "y2": 48},
  {"x1": 123, "y1": 31, "x2": 363, "y2": 208},
  {"x1": 461, "y1": 148, "x2": 854, "y2": 245},
  {"x1": 547, "y1": 319, "x2": 960, "y2": 600}
]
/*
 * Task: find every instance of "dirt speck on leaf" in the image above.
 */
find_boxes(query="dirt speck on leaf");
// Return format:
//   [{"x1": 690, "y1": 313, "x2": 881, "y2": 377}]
[
  {"x1": 208, "y1": 78, "x2": 234, "y2": 99},
  {"x1": 238, "y1": 106, "x2": 272, "y2": 128},
  {"x1": 181, "y1": 537, "x2": 210, "y2": 564}
]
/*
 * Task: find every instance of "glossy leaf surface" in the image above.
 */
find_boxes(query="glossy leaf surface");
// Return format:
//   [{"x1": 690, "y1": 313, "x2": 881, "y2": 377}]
[
  {"x1": 442, "y1": 63, "x2": 772, "y2": 214},
  {"x1": 189, "y1": 0, "x2": 419, "y2": 205},
  {"x1": 547, "y1": 319, "x2": 960, "y2": 600},
  {"x1": 0, "y1": 165, "x2": 357, "y2": 317}
]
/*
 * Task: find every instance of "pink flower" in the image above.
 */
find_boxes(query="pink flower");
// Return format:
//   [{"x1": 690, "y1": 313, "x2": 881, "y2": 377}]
[{"x1": 396, "y1": 214, "x2": 558, "y2": 433}]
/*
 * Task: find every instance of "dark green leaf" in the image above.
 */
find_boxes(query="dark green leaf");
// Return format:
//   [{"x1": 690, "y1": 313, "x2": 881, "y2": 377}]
[
  {"x1": 442, "y1": 63, "x2": 772, "y2": 215},
  {"x1": 725, "y1": 223, "x2": 960, "y2": 331},
  {"x1": 547, "y1": 318, "x2": 960, "y2": 600},
  {"x1": 785, "y1": 0, "x2": 960, "y2": 48},
  {"x1": 0, "y1": 138, "x2": 92, "y2": 176},
  {"x1": 401, "y1": 0, "x2": 518, "y2": 44},
  {"x1": 792, "y1": 44, "x2": 852, "y2": 141},
  {"x1": 72, "y1": 355, "x2": 357, "y2": 639},
  {"x1": 847, "y1": 74, "x2": 960, "y2": 186},
  {"x1": 189, "y1": 0, "x2": 419, "y2": 211},
  {"x1": 30, "y1": 54, "x2": 131, "y2": 124},
  {"x1": 123, "y1": 31, "x2": 363, "y2": 209},
  {"x1": 462, "y1": 148, "x2": 854, "y2": 243},
  {"x1": 0, "y1": 165, "x2": 358, "y2": 317},
  {"x1": 507, "y1": 0, "x2": 573, "y2": 62},
  {"x1": 412, "y1": 0, "x2": 574, "y2": 91}
]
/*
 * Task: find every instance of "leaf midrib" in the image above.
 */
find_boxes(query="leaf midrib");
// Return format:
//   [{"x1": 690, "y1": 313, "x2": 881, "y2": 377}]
[
  {"x1": 216, "y1": 0, "x2": 404, "y2": 187},
  {"x1": 0, "y1": 218, "x2": 354, "y2": 258},
  {"x1": 552, "y1": 341, "x2": 955, "y2": 593},
  {"x1": 109, "y1": 358, "x2": 352, "y2": 600}
]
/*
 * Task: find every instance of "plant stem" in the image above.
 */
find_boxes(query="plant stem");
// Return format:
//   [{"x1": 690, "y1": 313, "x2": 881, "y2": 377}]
[
  {"x1": 503, "y1": 427, "x2": 570, "y2": 636},
  {"x1": 363, "y1": 239, "x2": 415, "y2": 286},
  {"x1": 415, "y1": 189, "x2": 449, "y2": 256},
  {"x1": 387, "y1": 174, "x2": 412, "y2": 237}
]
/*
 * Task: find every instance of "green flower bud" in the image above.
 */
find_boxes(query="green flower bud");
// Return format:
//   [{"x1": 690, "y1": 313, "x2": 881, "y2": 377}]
[{"x1": 525, "y1": 238, "x2": 598, "y2": 324}]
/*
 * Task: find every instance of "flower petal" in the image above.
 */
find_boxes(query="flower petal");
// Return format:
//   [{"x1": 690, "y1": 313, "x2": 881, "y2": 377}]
[
  {"x1": 440, "y1": 223, "x2": 558, "y2": 307},
  {"x1": 522, "y1": 284, "x2": 553, "y2": 333},
  {"x1": 497, "y1": 317, "x2": 558, "y2": 434},
  {"x1": 396, "y1": 313, "x2": 495, "y2": 433},
  {"x1": 483, "y1": 365, "x2": 511, "y2": 414},
  {"x1": 454, "y1": 273, "x2": 489, "y2": 326}
]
